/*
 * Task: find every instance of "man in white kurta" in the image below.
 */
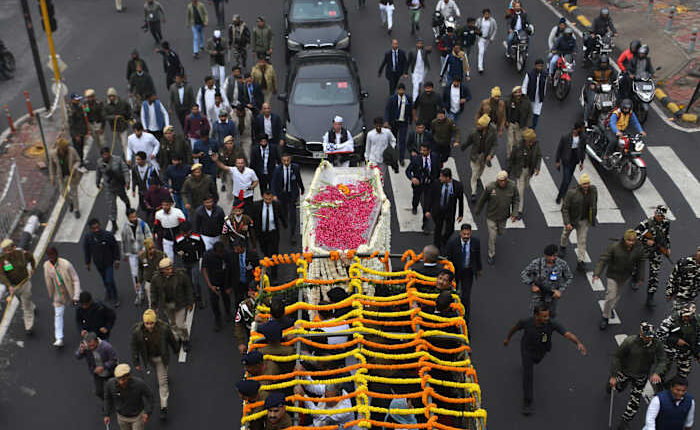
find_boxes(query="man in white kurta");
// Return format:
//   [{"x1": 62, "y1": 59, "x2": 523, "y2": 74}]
[{"x1": 364, "y1": 118, "x2": 397, "y2": 165}]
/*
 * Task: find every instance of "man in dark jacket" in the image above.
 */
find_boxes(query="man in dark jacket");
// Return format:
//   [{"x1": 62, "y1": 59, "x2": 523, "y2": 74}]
[
  {"x1": 412, "y1": 82, "x2": 441, "y2": 129},
  {"x1": 126, "y1": 49, "x2": 149, "y2": 82},
  {"x1": 201, "y1": 241, "x2": 234, "y2": 331},
  {"x1": 635, "y1": 204, "x2": 672, "y2": 308},
  {"x1": 76, "y1": 332, "x2": 118, "y2": 399},
  {"x1": 444, "y1": 223, "x2": 482, "y2": 323},
  {"x1": 507, "y1": 128, "x2": 541, "y2": 220},
  {"x1": 240, "y1": 73, "x2": 264, "y2": 113},
  {"x1": 378, "y1": 39, "x2": 408, "y2": 95},
  {"x1": 150, "y1": 258, "x2": 194, "y2": 351},
  {"x1": 155, "y1": 41, "x2": 183, "y2": 90},
  {"x1": 426, "y1": 167, "x2": 464, "y2": 249},
  {"x1": 406, "y1": 143, "x2": 441, "y2": 232},
  {"x1": 192, "y1": 194, "x2": 225, "y2": 251},
  {"x1": 560, "y1": 174, "x2": 597, "y2": 272},
  {"x1": 250, "y1": 134, "x2": 281, "y2": 192},
  {"x1": 521, "y1": 59, "x2": 547, "y2": 129},
  {"x1": 407, "y1": 38, "x2": 431, "y2": 101},
  {"x1": 103, "y1": 363, "x2": 154, "y2": 427},
  {"x1": 441, "y1": 76, "x2": 471, "y2": 123},
  {"x1": 253, "y1": 189, "x2": 287, "y2": 264},
  {"x1": 84, "y1": 219, "x2": 122, "y2": 307},
  {"x1": 584, "y1": 7, "x2": 617, "y2": 55},
  {"x1": 554, "y1": 122, "x2": 586, "y2": 203},
  {"x1": 130, "y1": 309, "x2": 178, "y2": 419},
  {"x1": 68, "y1": 94, "x2": 88, "y2": 164},
  {"x1": 97, "y1": 147, "x2": 132, "y2": 233},
  {"x1": 608, "y1": 322, "x2": 665, "y2": 429},
  {"x1": 475, "y1": 171, "x2": 519, "y2": 265},
  {"x1": 76, "y1": 291, "x2": 117, "y2": 340},
  {"x1": 505, "y1": 85, "x2": 532, "y2": 159},
  {"x1": 104, "y1": 88, "x2": 133, "y2": 157},
  {"x1": 595, "y1": 229, "x2": 647, "y2": 330},
  {"x1": 168, "y1": 73, "x2": 195, "y2": 129},
  {"x1": 460, "y1": 115, "x2": 497, "y2": 203},
  {"x1": 406, "y1": 121, "x2": 433, "y2": 157},
  {"x1": 174, "y1": 221, "x2": 206, "y2": 308},
  {"x1": 158, "y1": 125, "x2": 192, "y2": 170},
  {"x1": 644, "y1": 377, "x2": 694, "y2": 429},
  {"x1": 430, "y1": 109, "x2": 460, "y2": 162},
  {"x1": 129, "y1": 64, "x2": 156, "y2": 112},
  {"x1": 252, "y1": 103, "x2": 283, "y2": 146},
  {"x1": 270, "y1": 153, "x2": 305, "y2": 244},
  {"x1": 384, "y1": 83, "x2": 413, "y2": 164}
]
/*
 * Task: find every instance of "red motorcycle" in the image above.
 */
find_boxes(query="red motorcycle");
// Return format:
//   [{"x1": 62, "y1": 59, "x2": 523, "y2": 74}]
[{"x1": 551, "y1": 53, "x2": 575, "y2": 101}]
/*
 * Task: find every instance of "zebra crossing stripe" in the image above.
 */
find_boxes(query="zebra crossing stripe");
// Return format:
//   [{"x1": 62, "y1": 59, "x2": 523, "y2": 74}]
[
  {"x1": 528, "y1": 163, "x2": 564, "y2": 227},
  {"x1": 648, "y1": 146, "x2": 700, "y2": 218},
  {"x1": 53, "y1": 172, "x2": 99, "y2": 243}
]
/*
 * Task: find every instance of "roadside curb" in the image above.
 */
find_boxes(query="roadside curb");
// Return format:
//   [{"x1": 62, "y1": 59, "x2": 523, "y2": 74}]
[{"x1": 554, "y1": 1, "x2": 698, "y2": 124}]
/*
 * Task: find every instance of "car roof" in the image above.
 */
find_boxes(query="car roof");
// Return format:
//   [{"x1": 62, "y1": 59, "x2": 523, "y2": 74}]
[{"x1": 291, "y1": 50, "x2": 355, "y2": 78}]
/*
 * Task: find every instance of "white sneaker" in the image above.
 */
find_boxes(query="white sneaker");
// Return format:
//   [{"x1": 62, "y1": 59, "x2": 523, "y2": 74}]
[{"x1": 52, "y1": 339, "x2": 64, "y2": 347}]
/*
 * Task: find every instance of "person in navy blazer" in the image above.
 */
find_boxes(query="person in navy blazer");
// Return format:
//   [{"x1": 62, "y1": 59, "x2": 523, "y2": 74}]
[
  {"x1": 240, "y1": 73, "x2": 264, "y2": 113},
  {"x1": 441, "y1": 76, "x2": 471, "y2": 123},
  {"x1": 249, "y1": 134, "x2": 281, "y2": 192},
  {"x1": 253, "y1": 102, "x2": 283, "y2": 146},
  {"x1": 378, "y1": 39, "x2": 409, "y2": 95},
  {"x1": 425, "y1": 167, "x2": 464, "y2": 249},
  {"x1": 384, "y1": 83, "x2": 413, "y2": 164},
  {"x1": 405, "y1": 142, "x2": 440, "y2": 232},
  {"x1": 270, "y1": 153, "x2": 305, "y2": 244},
  {"x1": 444, "y1": 223, "x2": 482, "y2": 323}
]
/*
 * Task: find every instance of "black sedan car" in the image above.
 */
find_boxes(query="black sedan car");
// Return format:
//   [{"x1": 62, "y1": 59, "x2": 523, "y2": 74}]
[
  {"x1": 278, "y1": 50, "x2": 367, "y2": 164},
  {"x1": 284, "y1": 0, "x2": 351, "y2": 62}
]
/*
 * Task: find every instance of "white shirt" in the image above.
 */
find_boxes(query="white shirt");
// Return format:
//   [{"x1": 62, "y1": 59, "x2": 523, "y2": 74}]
[
  {"x1": 480, "y1": 18, "x2": 492, "y2": 39},
  {"x1": 178, "y1": 86, "x2": 185, "y2": 104},
  {"x1": 321, "y1": 323, "x2": 350, "y2": 345},
  {"x1": 137, "y1": 164, "x2": 149, "y2": 180},
  {"x1": 263, "y1": 115, "x2": 272, "y2": 138},
  {"x1": 230, "y1": 166, "x2": 258, "y2": 199},
  {"x1": 514, "y1": 13, "x2": 523, "y2": 32},
  {"x1": 397, "y1": 95, "x2": 407, "y2": 122},
  {"x1": 140, "y1": 101, "x2": 170, "y2": 132},
  {"x1": 198, "y1": 86, "x2": 228, "y2": 122},
  {"x1": 261, "y1": 202, "x2": 276, "y2": 231},
  {"x1": 303, "y1": 393, "x2": 356, "y2": 429},
  {"x1": 644, "y1": 394, "x2": 695, "y2": 429},
  {"x1": 435, "y1": 0, "x2": 460, "y2": 19},
  {"x1": 413, "y1": 49, "x2": 425, "y2": 76},
  {"x1": 155, "y1": 207, "x2": 186, "y2": 229},
  {"x1": 260, "y1": 145, "x2": 269, "y2": 174},
  {"x1": 450, "y1": 85, "x2": 461, "y2": 113},
  {"x1": 127, "y1": 132, "x2": 160, "y2": 162},
  {"x1": 572, "y1": 135, "x2": 580, "y2": 149},
  {"x1": 323, "y1": 129, "x2": 354, "y2": 154},
  {"x1": 212, "y1": 102, "x2": 230, "y2": 120},
  {"x1": 364, "y1": 127, "x2": 396, "y2": 164}
]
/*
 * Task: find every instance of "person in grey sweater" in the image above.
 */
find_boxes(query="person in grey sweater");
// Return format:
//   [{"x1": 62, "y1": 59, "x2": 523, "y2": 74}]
[
  {"x1": 103, "y1": 363, "x2": 153, "y2": 427},
  {"x1": 75, "y1": 332, "x2": 118, "y2": 400}
]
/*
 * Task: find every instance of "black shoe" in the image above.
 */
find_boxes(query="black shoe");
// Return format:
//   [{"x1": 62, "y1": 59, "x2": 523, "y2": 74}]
[
  {"x1": 25, "y1": 328, "x2": 34, "y2": 336},
  {"x1": 599, "y1": 317, "x2": 609, "y2": 330},
  {"x1": 470, "y1": 194, "x2": 477, "y2": 204},
  {"x1": 521, "y1": 400, "x2": 533, "y2": 416},
  {"x1": 393, "y1": 166, "x2": 399, "y2": 174},
  {"x1": 516, "y1": 212, "x2": 523, "y2": 221},
  {"x1": 478, "y1": 69, "x2": 484, "y2": 75},
  {"x1": 197, "y1": 299, "x2": 206, "y2": 310},
  {"x1": 110, "y1": 222, "x2": 118, "y2": 233},
  {"x1": 555, "y1": 197, "x2": 562, "y2": 204},
  {"x1": 160, "y1": 407, "x2": 168, "y2": 420},
  {"x1": 69, "y1": 203, "x2": 74, "y2": 212},
  {"x1": 646, "y1": 293, "x2": 656, "y2": 308},
  {"x1": 576, "y1": 261, "x2": 586, "y2": 272},
  {"x1": 487, "y1": 256, "x2": 495, "y2": 266},
  {"x1": 387, "y1": 29, "x2": 392, "y2": 35},
  {"x1": 399, "y1": 159, "x2": 405, "y2": 167},
  {"x1": 74, "y1": 210, "x2": 81, "y2": 219},
  {"x1": 182, "y1": 341, "x2": 191, "y2": 353},
  {"x1": 221, "y1": 185, "x2": 226, "y2": 192},
  {"x1": 114, "y1": 300, "x2": 121, "y2": 308},
  {"x1": 411, "y1": 207, "x2": 417, "y2": 215},
  {"x1": 214, "y1": 320, "x2": 222, "y2": 332},
  {"x1": 559, "y1": 246, "x2": 567, "y2": 258},
  {"x1": 631, "y1": 283, "x2": 639, "y2": 291}
]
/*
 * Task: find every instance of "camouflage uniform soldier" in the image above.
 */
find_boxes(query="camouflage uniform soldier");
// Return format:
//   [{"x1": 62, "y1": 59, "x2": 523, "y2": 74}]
[
  {"x1": 657, "y1": 303, "x2": 700, "y2": 380},
  {"x1": 520, "y1": 244, "x2": 573, "y2": 318},
  {"x1": 634, "y1": 205, "x2": 671, "y2": 308},
  {"x1": 667, "y1": 247, "x2": 700, "y2": 313}
]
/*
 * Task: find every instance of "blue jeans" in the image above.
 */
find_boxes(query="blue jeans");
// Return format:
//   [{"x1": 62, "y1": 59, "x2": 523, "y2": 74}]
[
  {"x1": 447, "y1": 110, "x2": 461, "y2": 124},
  {"x1": 531, "y1": 114, "x2": 539, "y2": 129},
  {"x1": 192, "y1": 24, "x2": 204, "y2": 53},
  {"x1": 556, "y1": 163, "x2": 575, "y2": 201},
  {"x1": 172, "y1": 192, "x2": 187, "y2": 218},
  {"x1": 548, "y1": 54, "x2": 560, "y2": 75},
  {"x1": 97, "y1": 265, "x2": 118, "y2": 302}
]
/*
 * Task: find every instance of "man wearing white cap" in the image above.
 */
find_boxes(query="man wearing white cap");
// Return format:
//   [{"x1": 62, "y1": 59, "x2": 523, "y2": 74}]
[
  {"x1": 475, "y1": 170, "x2": 519, "y2": 265},
  {"x1": 322, "y1": 116, "x2": 355, "y2": 167},
  {"x1": 0, "y1": 239, "x2": 36, "y2": 336},
  {"x1": 207, "y1": 29, "x2": 227, "y2": 85}
]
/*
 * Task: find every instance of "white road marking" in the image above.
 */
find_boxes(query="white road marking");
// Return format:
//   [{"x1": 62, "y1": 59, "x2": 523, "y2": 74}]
[
  {"x1": 573, "y1": 167, "x2": 624, "y2": 224},
  {"x1": 648, "y1": 146, "x2": 700, "y2": 218},
  {"x1": 566, "y1": 234, "x2": 603, "y2": 291},
  {"x1": 528, "y1": 163, "x2": 564, "y2": 227},
  {"x1": 388, "y1": 164, "x2": 426, "y2": 232},
  {"x1": 178, "y1": 307, "x2": 195, "y2": 363},
  {"x1": 633, "y1": 179, "x2": 676, "y2": 221},
  {"x1": 53, "y1": 172, "x2": 98, "y2": 243},
  {"x1": 480, "y1": 157, "x2": 525, "y2": 228},
  {"x1": 613, "y1": 334, "x2": 656, "y2": 403},
  {"x1": 598, "y1": 300, "x2": 621, "y2": 324}
]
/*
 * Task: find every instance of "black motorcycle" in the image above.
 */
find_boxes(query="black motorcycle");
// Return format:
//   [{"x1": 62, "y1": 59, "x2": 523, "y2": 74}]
[
  {"x1": 0, "y1": 40, "x2": 15, "y2": 80},
  {"x1": 585, "y1": 127, "x2": 647, "y2": 190},
  {"x1": 583, "y1": 31, "x2": 614, "y2": 67}
]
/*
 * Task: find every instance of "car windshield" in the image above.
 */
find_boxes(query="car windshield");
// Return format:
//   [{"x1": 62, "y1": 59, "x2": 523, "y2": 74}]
[
  {"x1": 290, "y1": 0, "x2": 343, "y2": 21},
  {"x1": 291, "y1": 78, "x2": 355, "y2": 106}
]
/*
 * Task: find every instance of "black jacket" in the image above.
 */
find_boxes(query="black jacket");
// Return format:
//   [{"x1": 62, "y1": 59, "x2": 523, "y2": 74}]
[
  {"x1": 75, "y1": 301, "x2": 117, "y2": 339},
  {"x1": 427, "y1": 179, "x2": 464, "y2": 220},
  {"x1": 445, "y1": 235, "x2": 482, "y2": 276},
  {"x1": 103, "y1": 376, "x2": 153, "y2": 418},
  {"x1": 406, "y1": 129, "x2": 433, "y2": 155},
  {"x1": 407, "y1": 48, "x2": 431, "y2": 73},
  {"x1": 405, "y1": 152, "x2": 440, "y2": 185},
  {"x1": 231, "y1": 249, "x2": 259, "y2": 293},
  {"x1": 378, "y1": 49, "x2": 408, "y2": 78},
  {"x1": 174, "y1": 233, "x2": 206, "y2": 265},
  {"x1": 252, "y1": 113, "x2": 283, "y2": 145},
  {"x1": 168, "y1": 83, "x2": 196, "y2": 113},
  {"x1": 192, "y1": 204, "x2": 226, "y2": 237},
  {"x1": 441, "y1": 83, "x2": 471, "y2": 113},
  {"x1": 250, "y1": 143, "x2": 281, "y2": 179},
  {"x1": 554, "y1": 132, "x2": 586, "y2": 166},
  {"x1": 253, "y1": 200, "x2": 288, "y2": 235},
  {"x1": 508, "y1": 11, "x2": 531, "y2": 31},
  {"x1": 592, "y1": 16, "x2": 616, "y2": 35},
  {"x1": 240, "y1": 81, "x2": 264, "y2": 111},
  {"x1": 83, "y1": 230, "x2": 120, "y2": 268},
  {"x1": 270, "y1": 163, "x2": 305, "y2": 199},
  {"x1": 202, "y1": 249, "x2": 234, "y2": 289},
  {"x1": 130, "y1": 320, "x2": 179, "y2": 367},
  {"x1": 384, "y1": 93, "x2": 414, "y2": 124}
]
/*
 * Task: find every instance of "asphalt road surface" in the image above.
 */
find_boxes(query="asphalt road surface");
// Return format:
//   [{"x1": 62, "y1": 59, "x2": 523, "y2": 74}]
[{"x1": 1, "y1": 0, "x2": 699, "y2": 429}]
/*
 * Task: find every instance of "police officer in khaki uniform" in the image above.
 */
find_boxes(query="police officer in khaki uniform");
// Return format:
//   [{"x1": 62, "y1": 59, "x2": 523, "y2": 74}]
[
  {"x1": 149, "y1": 257, "x2": 193, "y2": 351},
  {"x1": 0, "y1": 239, "x2": 36, "y2": 335}
]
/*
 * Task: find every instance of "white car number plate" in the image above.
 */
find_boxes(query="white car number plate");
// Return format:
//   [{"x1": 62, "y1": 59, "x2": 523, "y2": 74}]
[{"x1": 312, "y1": 152, "x2": 324, "y2": 159}]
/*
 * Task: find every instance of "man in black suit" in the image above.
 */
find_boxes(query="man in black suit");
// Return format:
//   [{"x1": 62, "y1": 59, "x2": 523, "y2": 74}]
[
  {"x1": 168, "y1": 73, "x2": 196, "y2": 129},
  {"x1": 426, "y1": 168, "x2": 464, "y2": 250},
  {"x1": 384, "y1": 83, "x2": 413, "y2": 165},
  {"x1": 444, "y1": 223, "x2": 482, "y2": 324},
  {"x1": 405, "y1": 142, "x2": 440, "y2": 232},
  {"x1": 230, "y1": 240, "x2": 259, "y2": 309},
  {"x1": 378, "y1": 39, "x2": 408, "y2": 95},
  {"x1": 406, "y1": 121, "x2": 433, "y2": 157},
  {"x1": 554, "y1": 121, "x2": 586, "y2": 204},
  {"x1": 270, "y1": 153, "x2": 305, "y2": 245},
  {"x1": 253, "y1": 189, "x2": 287, "y2": 278},
  {"x1": 414, "y1": 245, "x2": 442, "y2": 292},
  {"x1": 253, "y1": 102, "x2": 283, "y2": 146},
  {"x1": 240, "y1": 72, "x2": 264, "y2": 113},
  {"x1": 441, "y1": 76, "x2": 471, "y2": 124},
  {"x1": 250, "y1": 134, "x2": 281, "y2": 192}
]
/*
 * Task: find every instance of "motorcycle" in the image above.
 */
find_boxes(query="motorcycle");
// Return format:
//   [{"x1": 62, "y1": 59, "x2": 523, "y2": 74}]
[
  {"x1": 551, "y1": 53, "x2": 575, "y2": 100},
  {"x1": 579, "y1": 78, "x2": 617, "y2": 126},
  {"x1": 432, "y1": 11, "x2": 446, "y2": 41},
  {"x1": 585, "y1": 127, "x2": 647, "y2": 190},
  {"x1": 0, "y1": 40, "x2": 15, "y2": 80},
  {"x1": 631, "y1": 71, "x2": 656, "y2": 124},
  {"x1": 583, "y1": 31, "x2": 614, "y2": 67},
  {"x1": 505, "y1": 26, "x2": 533, "y2": 73}
]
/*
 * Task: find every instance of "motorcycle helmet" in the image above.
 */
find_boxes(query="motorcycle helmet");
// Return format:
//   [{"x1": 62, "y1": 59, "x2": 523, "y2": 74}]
[
  {"x1": 600, "y1": 7, "x2": 610, "y2": 17},
  {"x1": 630, "y1": 40, "x2": 641, "y2": 53},
  {"x1": 599, "y1": 54, "x2": 609, "y2": 67},
  {"x1": 638, "y1": 44, "x2": 649, "y2": 57},
  {"x1": 564, "y1": 27, "x2": 573, "y2": 37},
  {"x1": 620, "y1": 98, "x2": 633, "y2": 112}
]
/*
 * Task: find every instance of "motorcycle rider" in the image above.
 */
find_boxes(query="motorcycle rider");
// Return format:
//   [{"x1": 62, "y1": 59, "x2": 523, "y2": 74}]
[
  {"x1": 583, "y1": 8, "x2": 617, "y2": 56},
  {"x1": 548, "y1": 18, "x2": 567, "y2": 51},
  {"x1": 548, "y1": 27, "x2": 576, "y2": 78},
  {"x1": 584, "y1": 55, "x2": 618, "y2": 126},
  {"x1": 617, "y1": 40, "x2": 641, "y2": 72},
  {"x1": 605, "y1": 98, "x2": 646, "y2": 160},
  {"x1": 623, "y1": 44, "x2": 655, "y2": 99},
  {"x1": 506, "y1": 1, "x2": 531, "y2": 59},
  {"x1": 435, "y1": 0, "x2": 460, "y2": 21}
]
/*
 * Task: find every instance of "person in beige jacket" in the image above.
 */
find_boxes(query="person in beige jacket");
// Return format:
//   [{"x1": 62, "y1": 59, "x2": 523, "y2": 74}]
[
  {"x1": 49, "y1": 138, "x2": 83, "y2": 218},
  {"x1": 251, "y1": 54, "x2": 278, "y2": 104},
  {"x1": 43, "y1": 247, "x2": 81, "y2": 347}
]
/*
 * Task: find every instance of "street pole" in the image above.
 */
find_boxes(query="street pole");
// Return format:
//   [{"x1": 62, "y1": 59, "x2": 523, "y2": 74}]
[
  {"x1": 20, "y1": 0, "x2": 50, "y2": 109},
  {"x1": 38, "y1": 0, "x2": 61, "y2": 84}
]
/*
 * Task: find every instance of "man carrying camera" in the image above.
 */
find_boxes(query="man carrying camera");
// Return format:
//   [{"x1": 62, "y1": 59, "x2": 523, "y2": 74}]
[{"x1": 520, "y1": 244, "x2": 573, "y2": 318}]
